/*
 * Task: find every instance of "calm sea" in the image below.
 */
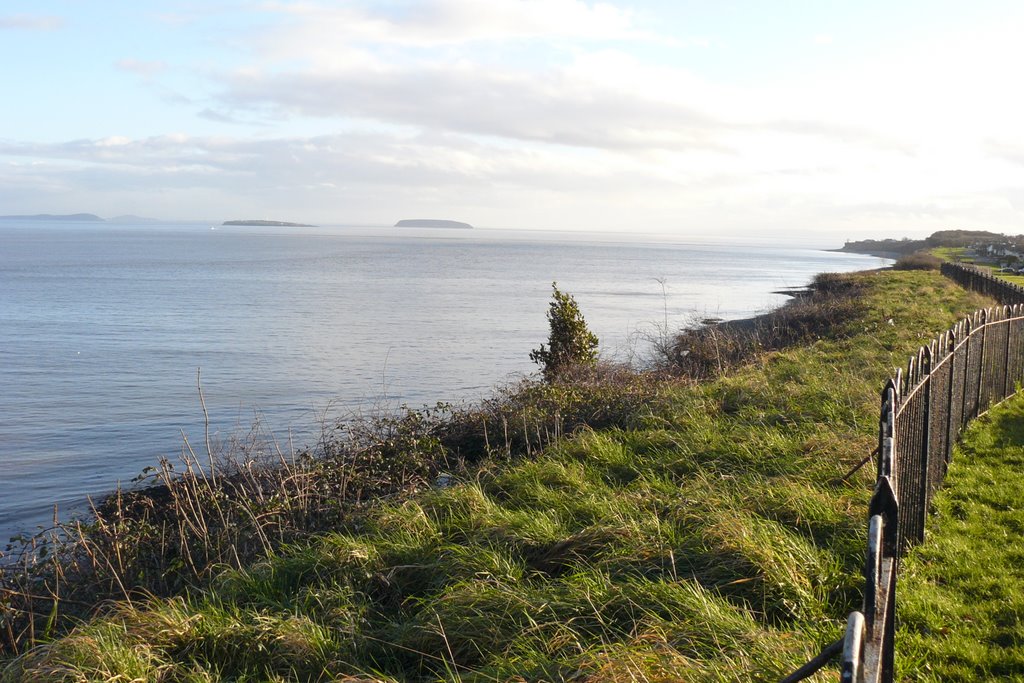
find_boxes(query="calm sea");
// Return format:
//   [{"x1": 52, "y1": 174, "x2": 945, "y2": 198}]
[{"x1": 0, "y1": 222, "x2": 888, "y2": 541}]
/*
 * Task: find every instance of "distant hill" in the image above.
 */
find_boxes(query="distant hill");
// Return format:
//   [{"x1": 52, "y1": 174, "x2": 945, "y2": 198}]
[
  {"x1": 222, "y1": 219, "x2": 318, "y2": 227},
  {"x1": 833, "y1": 238, "x2": 926, "y2": 258},
  {"x1": 837, "y1": 229, "x2": 1022, "y2": 257},
  {"x1": 395, "y1": 219, "x2": 474, "y2": 229},
  {"x1": 0, "y1": 213, "x2": 105, "y2": 222}
]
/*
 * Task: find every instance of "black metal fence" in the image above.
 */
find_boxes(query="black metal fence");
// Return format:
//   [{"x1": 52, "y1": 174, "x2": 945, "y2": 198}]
[
  {"x1": 788, "y1": 263, "x2": 1024, "y2": 682},
  {"x1": 940, "y1": 261, "x2": 1024, "y2": 304}
]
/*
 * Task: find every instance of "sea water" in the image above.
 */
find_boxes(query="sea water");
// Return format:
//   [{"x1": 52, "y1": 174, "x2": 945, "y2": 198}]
[{"x1": 0, "y1": 222, "x2": 887, "y2": 541}]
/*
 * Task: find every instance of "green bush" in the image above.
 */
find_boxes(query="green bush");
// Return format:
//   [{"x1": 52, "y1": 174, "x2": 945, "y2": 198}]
[{"x1": 530, "y1": 282, "x2": 599, "y2": 381}]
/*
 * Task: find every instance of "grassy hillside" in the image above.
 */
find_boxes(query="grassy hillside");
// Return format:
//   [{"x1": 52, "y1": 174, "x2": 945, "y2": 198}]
[{"x1": 0, "y1": 268, "x2": 993, "y2": 682}]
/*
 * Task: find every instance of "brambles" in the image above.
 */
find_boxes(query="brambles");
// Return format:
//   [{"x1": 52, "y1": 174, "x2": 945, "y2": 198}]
[{"x1": 530, "y1": 282, "x2": 599, "y2": 381}]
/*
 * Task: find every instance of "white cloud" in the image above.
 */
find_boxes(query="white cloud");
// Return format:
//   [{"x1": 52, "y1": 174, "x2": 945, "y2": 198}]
[
  {"x1": 0, "y1": 131, "x2": 643, "y2": 188},
  {"x1": 256, "y1": 0, "x2": 656, "y2": 51},
  {"x1": 216, "y1": 58, "x2": 728, "y2": 153},
  {"x1": 115, "y1": 59, "x2": 169, "y2": 77},
  {"x1": 197, "y1": 108, "x2": 241, "y2": 124},
  {"x1": 198, "y1": 1, "x2": 915, "y2": 163},
  {"x1": 0, "y1": 14, "x2": 64, "y2": 30}
]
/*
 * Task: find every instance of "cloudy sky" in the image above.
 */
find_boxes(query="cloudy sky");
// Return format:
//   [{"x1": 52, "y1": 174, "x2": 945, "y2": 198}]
[{"x1": 3, "y1": 1, "x2": 1024, "y2": 241}]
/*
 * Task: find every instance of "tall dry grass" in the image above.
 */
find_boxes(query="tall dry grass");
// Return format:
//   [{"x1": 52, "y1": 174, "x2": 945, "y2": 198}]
[{"x1": 657, "y1": 272, "x2": 866, "y2": 379}]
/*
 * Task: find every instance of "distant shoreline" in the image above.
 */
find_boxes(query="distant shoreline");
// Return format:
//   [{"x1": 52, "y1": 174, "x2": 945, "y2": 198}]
[
  {"x1": 395, "y1": 219, "x2": 473, "y2": 229},
  {"x1": 223, "y1": 219, "x2": 318, "y2": 227},
  {"x1": 0, "y1": 213, "x2": 104, "y2": 222},
  {"x1": 828, "y1": 246, "x2": 904, "y2": 259}
]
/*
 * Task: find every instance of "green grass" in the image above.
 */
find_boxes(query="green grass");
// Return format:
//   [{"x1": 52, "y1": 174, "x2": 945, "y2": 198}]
[
  {"x1": 897, "y1": 396, "x2": 1024, "y2": 681},
  {"x1": 996, "y1": 272, "x2": 1024, "y2": 287},
  {"x1": 976, "y1": 267, "x2": 1024, "y2": 288},
  {"x1": 965, "y1": 261, "x2": 1024, "y2": 286},
  {"x1": 931, "y1": 247, "x2": 971, "y2": 262},
  {"x1": 0, "y1": 269, "x2": 998, "y2": 682},
  {"x1": 932, "y1": 249, "x2": 1024, "y2": 286}
]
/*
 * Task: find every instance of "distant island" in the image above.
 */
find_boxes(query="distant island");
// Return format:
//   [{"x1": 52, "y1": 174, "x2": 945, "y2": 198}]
[
  {"x1": 0, "y1": 213, "x2": 104, "y2": 222},
  {"x1": 395, "y1": 219, "x2": 474, "y2": 229},
  {"x1": 222, "y1": 219, "x2": 318, "y2": 227}
]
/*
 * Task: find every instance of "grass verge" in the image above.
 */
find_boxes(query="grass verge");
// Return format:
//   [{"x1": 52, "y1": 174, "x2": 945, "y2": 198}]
[{"x1": 897, "y1": 395, "x2": 1024, "y2": 681}]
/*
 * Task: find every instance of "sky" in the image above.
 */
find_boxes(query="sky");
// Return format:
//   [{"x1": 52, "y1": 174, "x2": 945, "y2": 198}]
[{"x1": 4, "y1": 1, "x2": 1024, "y2": 242}]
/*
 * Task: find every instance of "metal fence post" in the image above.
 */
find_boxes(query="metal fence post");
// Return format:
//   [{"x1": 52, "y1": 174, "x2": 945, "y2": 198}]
[
  {"x1": 944, "y1": 330, "x2": 957, "y2": 468},
  {"x1": 917, "y1": 346, "x2": 932, "y2": 544},
  {"x1": 1003, "y1": 306, "x2": 1013, "y2": 400},
  {"x1": 961, "y1": 317, "x2": 974, "y2": 429}
]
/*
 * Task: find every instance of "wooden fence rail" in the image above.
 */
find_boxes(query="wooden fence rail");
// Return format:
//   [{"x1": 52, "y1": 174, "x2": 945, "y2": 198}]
[{"x1": 786, "y1": 262, "x2": 1024, "y2": 683}]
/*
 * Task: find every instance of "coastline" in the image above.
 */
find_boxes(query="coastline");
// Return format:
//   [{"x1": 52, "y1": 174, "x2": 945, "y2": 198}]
[
  {"x1": 3, "y1": 264, "x2": 984, "y2": 679},
  {"x1": 89, "y1": 260, "x2": 880, "y2": 528},
  {"x1": 7, "y1": 260, "x2": 882, "y2": 535},
  {"x1": 828, "y1": 247, "x2": 904, "y2": 259},
  {"x1": 709, "y1": 262, "x2": 893, "y2": 335},
  {"x1": 0, "y1": 231, "x2": 882, "y2": 547}
]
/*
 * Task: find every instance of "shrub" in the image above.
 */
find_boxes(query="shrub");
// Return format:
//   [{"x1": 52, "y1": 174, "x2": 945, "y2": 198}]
[
  {"x1": 530, "y1": 282, "x2": 599, "y2": 381},
  {"x1": 893, "y1": 251, "x2": 941, "y2": 271}
]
